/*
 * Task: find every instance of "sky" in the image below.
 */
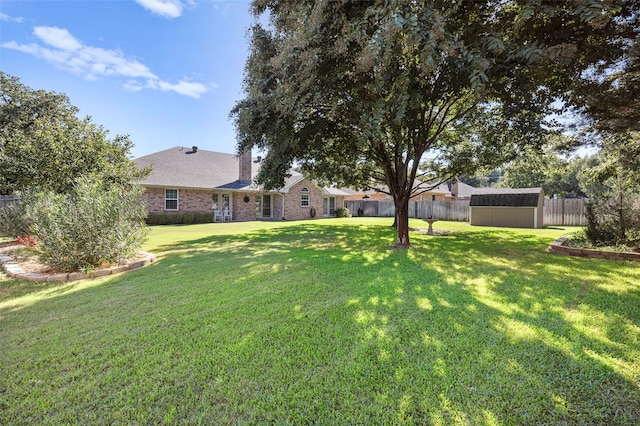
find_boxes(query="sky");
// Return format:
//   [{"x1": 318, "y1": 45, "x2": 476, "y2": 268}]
[{"x1": 1, "y1": 0, "x2": 256, "y2": 159}]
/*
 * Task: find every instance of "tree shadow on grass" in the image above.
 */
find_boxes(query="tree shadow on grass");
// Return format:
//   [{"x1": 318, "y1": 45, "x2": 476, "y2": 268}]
[{"x1": 1, "y1": 222, "x2": 639, "y2": 424}]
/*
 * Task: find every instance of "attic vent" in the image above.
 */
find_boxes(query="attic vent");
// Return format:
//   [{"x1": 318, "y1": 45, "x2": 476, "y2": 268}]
[{"x1": 192, "y1": 146, "x2": 198, "y2": 153}]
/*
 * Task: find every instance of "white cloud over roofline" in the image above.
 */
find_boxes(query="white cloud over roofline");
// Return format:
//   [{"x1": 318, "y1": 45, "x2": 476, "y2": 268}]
[{"x1": 1, "y1": 26, "x2": 210, "y2": 99}]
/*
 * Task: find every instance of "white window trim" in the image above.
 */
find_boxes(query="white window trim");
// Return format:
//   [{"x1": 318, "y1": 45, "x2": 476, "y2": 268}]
[
  {"x1": 165, "y1": 188, "x2": 179, "y2": 211},
  {"x1": 301, "y1": 187, "x2": 310, "y2": 207}
]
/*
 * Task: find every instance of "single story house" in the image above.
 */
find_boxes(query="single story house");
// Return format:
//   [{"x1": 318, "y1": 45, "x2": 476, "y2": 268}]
[
  {"x1": 135, "y1": 146, "x2": 348, "y2": 221},
  {"x1": 469, "y1": 187, "x2": 545, "y2": 229},
  {"x1": 447, "y1": 180, "x2": 476, "y2": 200}
]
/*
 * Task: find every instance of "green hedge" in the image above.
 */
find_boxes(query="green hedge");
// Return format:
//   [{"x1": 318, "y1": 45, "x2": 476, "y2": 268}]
[{"x1": 146, "y1": 211, "x2": 215, "y2": 226}]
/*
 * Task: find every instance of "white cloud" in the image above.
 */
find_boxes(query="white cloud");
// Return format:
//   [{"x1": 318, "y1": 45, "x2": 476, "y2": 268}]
[
  {"x1": 0, "y1": 12, "x2": 24, "y2": 23},
  {"x1": 1, "y1": 26, "x2": 211, "y2": 99},
  {"x1": 147, "y1": 78, "x2": 209, "y2": 98},
  {"x1": 34, "y1": 26, "x2": 82, "y2": 51},
  {"x1": 135, "y1": 0, "x2": 184, "y2": 18}
]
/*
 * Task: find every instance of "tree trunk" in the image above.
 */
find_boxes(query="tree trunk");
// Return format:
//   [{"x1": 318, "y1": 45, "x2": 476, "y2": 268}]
[{"x1": 394, "y1": 199, "x2": 411, "y2": 247}]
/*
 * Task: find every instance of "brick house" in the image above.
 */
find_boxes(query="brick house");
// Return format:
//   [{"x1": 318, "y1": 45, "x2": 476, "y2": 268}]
[{"x1": 135, "y1": 146, "x2": 348, "y2": 221}]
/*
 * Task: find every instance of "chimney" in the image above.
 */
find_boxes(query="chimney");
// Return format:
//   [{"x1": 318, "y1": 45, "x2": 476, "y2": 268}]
[
  {"x1": 239, "y1": 150, "x2": 252, "y2": 182},
  {"x1": 192, "y1": 146, "x2": 198, "y2": 153}
]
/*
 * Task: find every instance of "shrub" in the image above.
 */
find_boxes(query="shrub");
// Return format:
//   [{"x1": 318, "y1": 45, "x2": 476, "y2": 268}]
[
  {"x1": 145, "y1": 212, "x2": 159, "y2": 225},
  {"x1": 168, "y1": 213, "x2": 182, "y2": 225},
  {"x1": 31, "y1": 178, "x2": 149, "y2": 271},
  {"x1": 203, "y1": 212, "x2": 214, "y2": 223},
  {"x1": 157, "y1": 213, "x2": 168, "y2": 225},
  {"x1": 182, "y1": 212, "x2": 195, "y2": 224},
  {"x1": 194, "y1": 212, "x2": 207, "y2": 224},
  {"x1": 335, "y1": 207, "x2": 351, "y2": 218}
]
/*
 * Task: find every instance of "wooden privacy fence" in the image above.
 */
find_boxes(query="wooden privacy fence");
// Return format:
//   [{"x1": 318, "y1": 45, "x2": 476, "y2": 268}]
[
  {"x1": 345, "y1": 198, "x2": 587, "y2": 226},
  {"x1": 543, "y1": 198, "x2": 587, "y2": 226}
]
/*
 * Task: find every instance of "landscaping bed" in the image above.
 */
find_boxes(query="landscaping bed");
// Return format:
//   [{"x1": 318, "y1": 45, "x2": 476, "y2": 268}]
[{"x1": 0, "y1": 242, "x2": 156, "y2": 282}]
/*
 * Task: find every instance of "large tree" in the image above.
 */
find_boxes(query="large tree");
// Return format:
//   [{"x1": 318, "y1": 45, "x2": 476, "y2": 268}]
[
  {"x1": 0, "y1": 72, "x2": 145, "y2": 194},
  {"x1": 232, "y1": 0, "x2": 635, "y2": 247}
]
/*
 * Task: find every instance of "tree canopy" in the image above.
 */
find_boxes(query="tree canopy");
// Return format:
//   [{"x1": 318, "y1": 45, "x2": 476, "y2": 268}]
[
  {"x1": 499, "y1": 139, "x2": 599, "y2": 198},
  {"x1": 232, "y1": 0, "x2": 638, "y2": 246},
  {"x1": 0, "y1": 72, "x2": 146, "y2": 194}
]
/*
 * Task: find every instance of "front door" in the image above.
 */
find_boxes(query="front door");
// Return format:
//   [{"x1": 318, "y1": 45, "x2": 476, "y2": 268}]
[{"x1": 262, "y1": 194, "x2": 271, "y2": 217}]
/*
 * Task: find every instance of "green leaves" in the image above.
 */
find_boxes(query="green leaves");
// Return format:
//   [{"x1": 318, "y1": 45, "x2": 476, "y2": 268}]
[
  {"x1": 28, "y1": 177, "x2": 149, "y2": 272},
  {"x1": 0, "y1": 72, "x2": 146, "y2": 194},
  {"x1": 232, "y1": 0, "x2": 633, "y2": 246}
]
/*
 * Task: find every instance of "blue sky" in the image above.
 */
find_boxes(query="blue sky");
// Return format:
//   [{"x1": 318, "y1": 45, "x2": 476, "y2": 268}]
[{"x1": 1, "y1": 0, "x2": 255, "y2": 158}]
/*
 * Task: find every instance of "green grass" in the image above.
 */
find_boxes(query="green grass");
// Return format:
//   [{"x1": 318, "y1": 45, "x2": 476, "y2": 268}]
[{"x1": 1, "y1": 218, "x2": 639, "y2": 424}]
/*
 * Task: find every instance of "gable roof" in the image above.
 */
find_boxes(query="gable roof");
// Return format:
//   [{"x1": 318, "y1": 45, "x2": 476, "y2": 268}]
[
  {"x1": 135, "y1": 146, "x2": 258, "y2": 191},
  {"x1": 451, "y1": 180, "x2": 476, "y2": 198},
  {"x1": 135, "y1": 146, "x2": 348, "y2": 195},
  {"x1": 470, "y1": 187, "x2": 543, "y2": 207}
]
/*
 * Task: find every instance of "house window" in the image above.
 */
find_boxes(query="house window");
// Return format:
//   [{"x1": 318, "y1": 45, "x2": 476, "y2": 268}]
[
  {"x1": 165, "y1": 189, "x2": 178, "y2": 211},
  {"x1": 212, "y1": 193, "x2": 230, "y2": 212},
  {"x1": 301, "y1": 187, "x2": 310, "y2": 207}
]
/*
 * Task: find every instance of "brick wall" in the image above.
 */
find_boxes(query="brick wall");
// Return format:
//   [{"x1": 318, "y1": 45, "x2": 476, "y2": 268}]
[
  {"x1": 272, "y1": 193, "x2": 284, "y2": 220},
  {"x1": 142, "y1": 187, "x2": 212, "y2": 213},
  {"x1": 284, "y1": 179, "x2": 324, "y2": 220},
  {"x1": 232, "y1": 192, "x2": 255, "y2": 221},
  {"x1": 143, "y1": 184, "x2": 343, "y2": 221}
]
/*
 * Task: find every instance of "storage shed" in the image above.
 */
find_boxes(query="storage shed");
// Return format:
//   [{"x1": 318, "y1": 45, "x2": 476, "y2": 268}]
[{"x1": 469, "y1": 187, "x2": 545, "y2": 229}]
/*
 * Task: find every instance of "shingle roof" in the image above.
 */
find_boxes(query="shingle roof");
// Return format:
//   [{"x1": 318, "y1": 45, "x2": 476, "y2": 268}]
[
  {"x1": 135, "y1": 146, "x2": 346, "y2": 195},
  {"x1": 452, "y1": 181, "x2": 476, "y2": 198},
  {"x1": 470, "y1": 187, "x2": 543, "y2": 207},
  {"x1": 135, "y1": 146, "x2": 259, "y2": 191}
]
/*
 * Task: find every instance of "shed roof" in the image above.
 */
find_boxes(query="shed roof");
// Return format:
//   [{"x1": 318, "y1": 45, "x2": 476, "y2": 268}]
[{"x1": 470, "y1": 187, "x2": 543, "y2": 207}]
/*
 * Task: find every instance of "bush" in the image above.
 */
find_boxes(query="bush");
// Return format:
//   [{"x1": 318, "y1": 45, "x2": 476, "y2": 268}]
[
  {"x1": 31, "y1": 178, "x2": 149, "y2": 271},
  {"x1": 335, "y1": 207, "x2": 351, "y2": 218},
  {"x1": 168, "y1": 213, "x2": 182, "y2": 225},
  {"x1": 145, "y1": 212, "x2": 159, "y2": 225},
  {"x1": 203, "y1": 212, "x2": 214, "y2": 223},
  {"x1": 157, "y1": 213, "x2": 168, "y2": 225},
  {"x1": 182, "y1": 212, "x2": 194, "y2": 224},
  {"x1": 194, "y1": 212, "x2": 208, "y2": 224}
]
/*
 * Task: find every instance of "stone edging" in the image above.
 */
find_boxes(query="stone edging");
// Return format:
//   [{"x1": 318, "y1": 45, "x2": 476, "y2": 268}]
[
  {"x1": 548, "y1": 236, "x2": 640, "y2": 262},
  {"x1": 0, "y1": 250, "x2": 156, "y2": 283}
]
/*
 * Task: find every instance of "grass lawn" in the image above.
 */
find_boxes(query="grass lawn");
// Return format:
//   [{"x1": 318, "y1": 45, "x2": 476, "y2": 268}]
[{"x1": 1, "y1": 218, "x2": 639, "y2": 424}]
